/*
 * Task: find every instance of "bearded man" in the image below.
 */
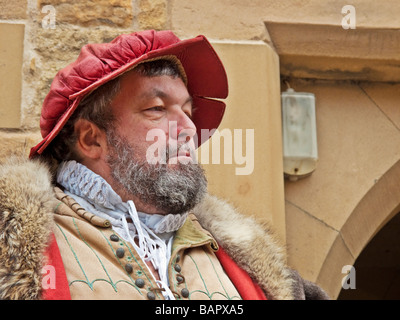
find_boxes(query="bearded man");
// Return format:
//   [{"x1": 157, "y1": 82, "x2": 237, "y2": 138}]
[{"x1": 0, "y1": 30, "x2": 328, "y2": 300}]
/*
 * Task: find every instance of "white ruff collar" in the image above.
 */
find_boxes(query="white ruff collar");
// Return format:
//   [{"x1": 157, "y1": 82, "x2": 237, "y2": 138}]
[
  {"x1": 56, "y1": 160, "x2": 188, "y2": 233},
  {"x1": 56, "y1": 160, "x2": 188, "y2": 300}
]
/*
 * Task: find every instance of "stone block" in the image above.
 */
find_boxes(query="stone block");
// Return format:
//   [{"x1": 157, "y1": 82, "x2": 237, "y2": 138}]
[
  {"x1": 138, "y1": 0, "x2": 168, "y2": 30},
  {"x1": 265, "y1": 22, "x2": 400, "y2": 82},
  {"x1": 0, "y1": 23, "x2": 25, "y2": 128},
  {"x1": 0, "y1": 0, "x2": 27, "y2": 19},
  {"x1": 0, "y1": 131, "x2": 41, "y2": 161},
  {"x1": 316, "y1": 234, "x2": 354, "y2": 299},
  {"x1": 285, "y1": 201, "x2": 338, "y2": 282},
  {"x1": 37, "y1": 0, "x2": 133, "y2": 27}
]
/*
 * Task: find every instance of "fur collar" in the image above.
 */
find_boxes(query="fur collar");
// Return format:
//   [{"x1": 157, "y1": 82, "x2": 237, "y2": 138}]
[
  {"x1": 0, "y1": 158, "x2": 323, "y2": 300},
  {"x1": 193, "y1": 194, "x2": 295, "y2": 299},
  {"x1": 0, "y1": 157, "x2": 56, "y2": 299}
]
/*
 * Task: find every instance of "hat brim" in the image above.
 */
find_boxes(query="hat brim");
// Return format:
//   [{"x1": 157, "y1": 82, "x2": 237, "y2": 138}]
[{"x1": 29, "y1": 35, "x2": 228, "y2": 158}]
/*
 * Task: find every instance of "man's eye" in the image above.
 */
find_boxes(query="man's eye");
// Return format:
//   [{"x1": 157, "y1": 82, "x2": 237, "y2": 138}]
[
  {"x1": 147, "y1": 106, "x2": 164, "y2": 112},
  {"x1": 183, "y1": 106, "x2": 194, "y2": 119}
]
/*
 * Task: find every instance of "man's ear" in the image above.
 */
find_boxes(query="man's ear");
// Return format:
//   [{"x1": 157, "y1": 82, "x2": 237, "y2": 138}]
[{"x1": 74, "y1": 118, "x2": 107, "y2": 160}]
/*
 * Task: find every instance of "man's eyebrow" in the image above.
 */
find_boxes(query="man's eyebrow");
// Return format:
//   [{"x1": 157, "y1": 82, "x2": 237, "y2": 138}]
[
  {"x1": 141, "y1": 88, "x2": 167, "y2": 100},
  {"x1": 142, "y1": 88, "x2": 193, "y2": 106}
]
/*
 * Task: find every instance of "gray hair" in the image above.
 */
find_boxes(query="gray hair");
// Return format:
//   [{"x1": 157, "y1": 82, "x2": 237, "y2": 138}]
[{"x1": 105, "y1": 126, "x2": 207, "y2": 215}]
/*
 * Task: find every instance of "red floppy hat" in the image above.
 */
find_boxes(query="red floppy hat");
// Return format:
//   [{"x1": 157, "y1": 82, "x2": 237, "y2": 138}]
[{"x1": 29, "y1": 30, "x2": 228, "y2": 158}]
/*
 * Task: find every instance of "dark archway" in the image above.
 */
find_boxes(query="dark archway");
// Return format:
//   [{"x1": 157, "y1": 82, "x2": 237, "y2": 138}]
[{"x1": 338, "y1": 212, "x2": 400, "y2": 299}]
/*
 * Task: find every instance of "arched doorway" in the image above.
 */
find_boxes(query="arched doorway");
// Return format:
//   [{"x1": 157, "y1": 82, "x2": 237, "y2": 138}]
[
  {"x1": 338, "y1": 212, "x2": 400, "y2": 299},
  {"x1": 316, "y1": 159, "x2": 400, "y2": 299}
]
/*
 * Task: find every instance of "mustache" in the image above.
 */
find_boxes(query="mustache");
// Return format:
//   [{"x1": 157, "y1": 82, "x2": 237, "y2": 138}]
[{"x1": 165, "y1": 143, "x2": 195, "y2": 161}]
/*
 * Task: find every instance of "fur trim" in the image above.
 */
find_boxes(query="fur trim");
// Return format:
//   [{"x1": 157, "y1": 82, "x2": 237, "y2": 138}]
[
  {"x1": 0, "y1": 157, "x2": 56, "y2": 300},
  {"x1": 193, "y1": 194, "x2": 295, "y2": 300},
  {"x1": 289, "y1": 268, "x2": 330, "y2": 300}
]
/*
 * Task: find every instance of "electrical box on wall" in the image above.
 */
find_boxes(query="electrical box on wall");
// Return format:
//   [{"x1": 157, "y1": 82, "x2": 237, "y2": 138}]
[{"x1": 281, "y1": 87, "x2": 318, "y2": 181}]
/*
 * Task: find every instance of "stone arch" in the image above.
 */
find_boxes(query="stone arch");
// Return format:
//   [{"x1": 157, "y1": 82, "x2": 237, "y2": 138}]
[{"x1": 316, "y1": 158, "x2": 400, "y2": 299}]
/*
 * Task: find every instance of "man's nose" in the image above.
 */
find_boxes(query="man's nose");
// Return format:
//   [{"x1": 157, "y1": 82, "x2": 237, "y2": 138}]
[{"x1": 172, "y1": 110, "x2": 197, "y2": 142}]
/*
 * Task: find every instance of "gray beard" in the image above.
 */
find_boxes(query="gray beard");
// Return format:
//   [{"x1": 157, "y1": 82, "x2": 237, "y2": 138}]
[{"x1": 105, "y1": 130, "x2": 207, "y2": 215}]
